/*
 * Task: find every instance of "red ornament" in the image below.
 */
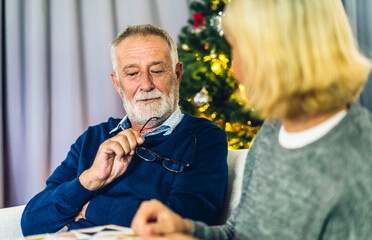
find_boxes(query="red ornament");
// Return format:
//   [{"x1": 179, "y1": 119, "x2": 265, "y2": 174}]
[{"x1": 193, "y1": 11, "x2": 205, "y2": 30}]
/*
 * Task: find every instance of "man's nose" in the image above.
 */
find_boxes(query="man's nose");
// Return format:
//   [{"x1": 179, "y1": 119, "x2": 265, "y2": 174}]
[{"x1": 139, "y1": 72, "x2": 155, "y2": 91}]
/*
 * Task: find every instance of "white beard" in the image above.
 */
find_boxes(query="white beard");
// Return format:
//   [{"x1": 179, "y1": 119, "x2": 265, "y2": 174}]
[{"x1": 120, "y1": 80, "x2": 179, "y2": 128}]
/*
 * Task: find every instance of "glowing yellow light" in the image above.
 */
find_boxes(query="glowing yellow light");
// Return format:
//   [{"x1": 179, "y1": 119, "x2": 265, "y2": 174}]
[
  {"x1": 228, "y1": 66, "x2": 234, "y2": 77},
  {"x1": 211, "y1": 113, "x2": 217, "y2": 119},
  {"x1": 211, "y1": 62, "x2": 222, "y2": 75},
  {"x1": 247, "y1": 121, "x2": 252, "y2": 125},
  {"x1": 210, "y1": 53, "x2": 217, "y2": 59},
  {"x1": 198, "y1": 103, "x2": 210, "y2": 112},
  {"x1": 237, "y1": 84, "x2": 247, "y2": 100},
  {"x1": 238, "y1": 84, "x2": 245, "y2": 92},
  {"x1": 195, "y1": 53, "x2": 201, "y2": 61},
  {"x1": 225, "y1": 122, "x2": 232, "y2": 131},
  {"x1": 182, "y1": 44, "x2": 190, "y2": 51},
  {"x1": 219, "y1": 54, "x2": 228, "y2": 63},
  {"x1": 203, "y1": 55, "x2": 212, "y2": 62},
  {"x1": 201, "y1": 87, "x2": 209, "y2": 95},
  {"x1": 211, "y1": 0, "x2": 219, "y2": 10},
  {"x1": 187, "y1": 98, "x2": 192, "y2": 102}
]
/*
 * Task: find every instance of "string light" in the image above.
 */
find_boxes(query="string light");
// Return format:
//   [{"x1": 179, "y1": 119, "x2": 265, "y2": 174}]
[
  {"x1": 225, "y1": 122, "x2": 232, "y2": 131},
  {"x1": 203, "y1": 55, "x2": 212, "y2": 62},
  {"x1": 182, "y1": 44, "x2": 190, "y2": 51},
  {"x1": 198, "y1": 103, "x2": 210, "y2": 112},
  {"x1": 219, "y1": 54, "x2": 228, "y2": 63}
]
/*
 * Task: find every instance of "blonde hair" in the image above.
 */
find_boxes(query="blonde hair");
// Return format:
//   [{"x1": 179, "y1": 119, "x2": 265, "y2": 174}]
[
  {"x1": 223, "y1": 0, "x2": 371, "y2": 120},
  {"x1": 110, "y1": 24, "x2": 179, "y2": 73}
]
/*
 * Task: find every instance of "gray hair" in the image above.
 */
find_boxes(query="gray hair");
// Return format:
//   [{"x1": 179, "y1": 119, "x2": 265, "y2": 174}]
[{"x1": 110, "y1": 24, "x2": 179, "y2": 73}]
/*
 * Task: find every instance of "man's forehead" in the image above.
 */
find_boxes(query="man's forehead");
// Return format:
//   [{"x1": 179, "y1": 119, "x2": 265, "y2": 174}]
[
  {"x1": 116, "y1": 36, "x2": 171, "y2": 68},
  {"x1": 118, "y1": 35, "x2": 169, "y2": 50}
]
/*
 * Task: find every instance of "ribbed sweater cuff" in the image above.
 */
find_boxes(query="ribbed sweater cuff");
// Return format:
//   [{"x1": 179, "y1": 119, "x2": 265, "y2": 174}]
[{"x1": 54, "y1": 178, "x2": 96, "y2": 212}]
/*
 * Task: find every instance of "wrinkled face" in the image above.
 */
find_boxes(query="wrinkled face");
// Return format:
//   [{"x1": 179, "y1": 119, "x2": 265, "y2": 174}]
[{"x1": 111, "y1": 35, "x2": 183, "y2": 127}]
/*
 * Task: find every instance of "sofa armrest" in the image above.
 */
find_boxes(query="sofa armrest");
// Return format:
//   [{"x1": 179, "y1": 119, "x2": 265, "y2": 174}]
[
  {"x1": 215, "y1": 149, "x2": 248, "y2": 224},
  {"x1": 0, "y1": 205, "x2": 25, "y2": 239}
]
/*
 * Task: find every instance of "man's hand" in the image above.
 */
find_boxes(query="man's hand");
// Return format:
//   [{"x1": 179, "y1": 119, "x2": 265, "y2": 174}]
[
  {"x1": 131, "y1": 199, "x2": 192, "y2": 238},
  {"x1": 74, "y1": 201, "x2": 89, "y2": 222},
  {"x1": 79, "y1": 129, "x2": 145, "y2": 191}
]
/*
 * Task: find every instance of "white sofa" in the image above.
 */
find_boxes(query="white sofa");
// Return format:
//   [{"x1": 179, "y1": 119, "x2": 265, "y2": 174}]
[
  {"x1": 0, "y1": 204, "x2": 25, "y2": 239},
  {"x1": 0, "y1": 149, "x2": 248, "y2": 239}
]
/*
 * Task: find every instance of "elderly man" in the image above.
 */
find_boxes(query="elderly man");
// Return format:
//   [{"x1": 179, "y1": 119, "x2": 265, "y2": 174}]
[{"x1": 21, "y1": 24, "x2": 228, "y2": 236}]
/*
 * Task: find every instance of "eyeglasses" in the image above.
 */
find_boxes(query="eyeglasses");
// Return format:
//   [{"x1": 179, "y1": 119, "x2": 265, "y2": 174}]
[{"x1": 135, "y1": 117, "x2": 197, "y2": 173}]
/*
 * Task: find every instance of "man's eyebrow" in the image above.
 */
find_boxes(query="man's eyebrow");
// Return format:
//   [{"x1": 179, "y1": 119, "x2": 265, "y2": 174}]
[
  {"x1": 120, "y1": 65, "x2": 139, "y2": 74},
  {"x1": 150, "y1": 61, "x2": 164, "y2": 66},
  {"x1": 122, "y1": 64, "x2": 138, "y2": 70},
  {"x1": 120, "y1": 62, "x2": 165, "y2": 73}
]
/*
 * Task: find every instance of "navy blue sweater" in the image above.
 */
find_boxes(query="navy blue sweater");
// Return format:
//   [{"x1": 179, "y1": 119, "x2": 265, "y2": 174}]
[{"x1": 21, "y1": 114, "x2": 228, "y2": 236}]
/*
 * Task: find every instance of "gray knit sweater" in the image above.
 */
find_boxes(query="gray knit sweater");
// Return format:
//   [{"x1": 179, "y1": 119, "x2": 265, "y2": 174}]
[{"x1": 192, "y1": 103, "x2": 372, "y2": 239}]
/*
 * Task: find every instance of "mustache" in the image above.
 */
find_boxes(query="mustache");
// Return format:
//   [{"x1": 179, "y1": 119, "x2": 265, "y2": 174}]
[{"x1": 134, "y1": 90, "x2": 164, "y2": 102}]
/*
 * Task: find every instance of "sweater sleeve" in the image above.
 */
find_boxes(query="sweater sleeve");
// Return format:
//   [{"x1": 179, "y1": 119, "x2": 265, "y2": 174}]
[
  {"x1": 80, "y1": 194, "x2": 145, "y2": 227},
  {"x1": 21, "y1": 134, "x2": 96, "y2": 236},
  {"x1": 191, "y1": 220, "x2": 233, "y2": 240}
]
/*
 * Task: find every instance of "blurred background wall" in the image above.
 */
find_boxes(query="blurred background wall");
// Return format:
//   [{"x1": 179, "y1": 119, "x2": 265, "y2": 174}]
[{"x1": 0, "y1": 0, "x2": 190, "y2": 207}]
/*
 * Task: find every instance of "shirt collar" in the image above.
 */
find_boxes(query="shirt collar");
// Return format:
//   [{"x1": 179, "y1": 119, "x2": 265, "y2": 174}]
[{"x1": 109, "y1": 106, "x2": 184, "y2": 137}]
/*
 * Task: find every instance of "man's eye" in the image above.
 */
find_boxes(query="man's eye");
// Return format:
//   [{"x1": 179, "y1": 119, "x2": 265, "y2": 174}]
[
  {"x1": 127, "y1": 72, "x2": 138, "y2": 76},
  {"x1": 151, "y1": 70, "x2": 163, "y2": 74}
]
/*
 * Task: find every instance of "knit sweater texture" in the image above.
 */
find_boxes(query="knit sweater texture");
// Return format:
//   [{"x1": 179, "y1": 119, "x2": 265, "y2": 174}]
[
  {"x1": 193, "y1": 103, "x2": 372, "y2": 239},
  {"x1": 21, "y1": 114, "x2": 228, "y2": 236}
]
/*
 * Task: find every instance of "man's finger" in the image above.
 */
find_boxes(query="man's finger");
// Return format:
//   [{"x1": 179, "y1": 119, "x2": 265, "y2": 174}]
[
  {"x1": 105, "y1": 140, "x2": 125, "y2": 161},
  {"x1": 116, "y1": 129, "x2": 144, "y2": 155},
  {"x1": 131, "y1": 129, "x2": 145, "y2": 144}
]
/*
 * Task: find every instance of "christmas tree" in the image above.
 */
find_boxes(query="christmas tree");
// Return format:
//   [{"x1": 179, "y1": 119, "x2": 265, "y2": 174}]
[{"x1": 177, "y1": 0, "x2": 262, "y2": 150}]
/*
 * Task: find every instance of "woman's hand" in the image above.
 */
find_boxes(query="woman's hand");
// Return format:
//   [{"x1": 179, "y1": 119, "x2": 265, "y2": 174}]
[
  {"x1": 131, "y1": 199, "x2": 193, "y2": 238},
  {"x1": 143, "y1": 233, "x2": 199, "y2": 240}
]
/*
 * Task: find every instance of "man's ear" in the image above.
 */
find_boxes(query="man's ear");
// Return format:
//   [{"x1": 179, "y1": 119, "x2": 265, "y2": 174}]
[
  {"x1": 175, "y1": 62, "x2": 183, "y2": 85},
  {"x1": 111, "y1": 72, "x2": 122, "y2": 97}
]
